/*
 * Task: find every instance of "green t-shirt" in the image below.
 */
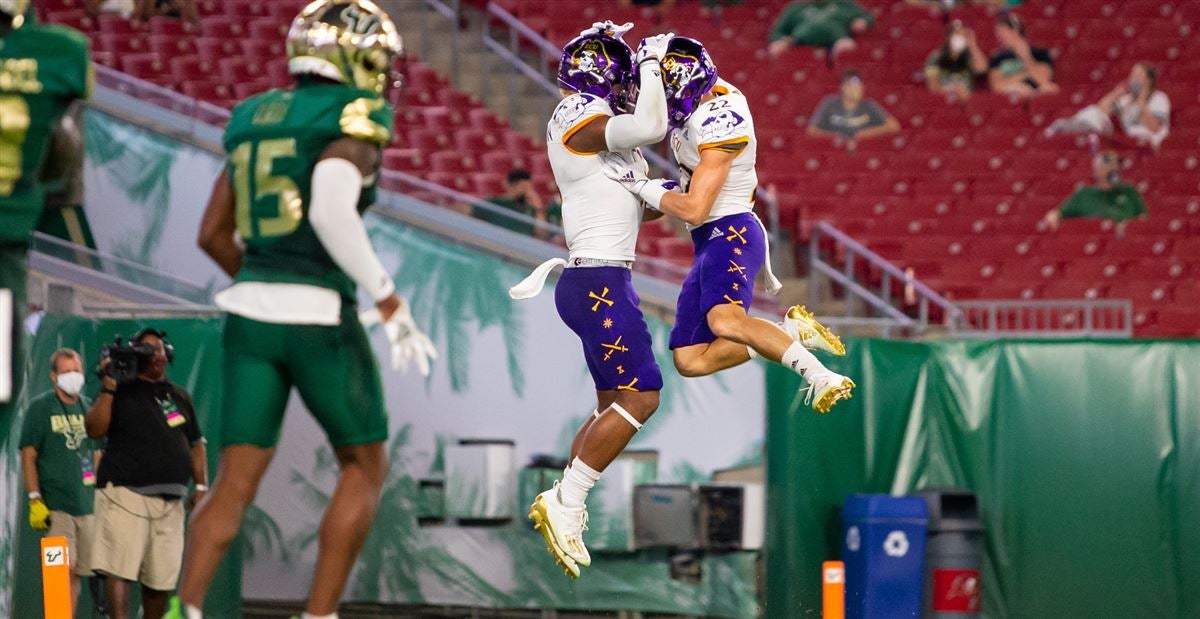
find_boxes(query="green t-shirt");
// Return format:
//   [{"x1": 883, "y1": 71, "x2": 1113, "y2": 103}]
[
  {"x1": 18, "y1": 390, "x2": 99, "y2": 516},
  {"x1": 223, "y1": 81, "x2": 394, "y2": 300},
  {"x1": 1058, "y1": 184, "x2": 1146, "y2": 222},
  {"x1": 768, "y1": 0, "x2": 873, "y2": 46},
  {"x1": 0, "y1": 23, "x2": 92, "y2": 241}
]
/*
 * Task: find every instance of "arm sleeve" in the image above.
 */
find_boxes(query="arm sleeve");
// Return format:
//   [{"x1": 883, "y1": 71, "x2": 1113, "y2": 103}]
[
  {"x1": 308, "y1": 158, "x2": 396, "y2": 302},
  {"x1": 695, "y1": 98, "x2": 753, "y2": 152},
  {"x1": 769, "y1": 2, "x2": 802, "y2": 42},
  {"x1": 604, "y1": 61, "x2": 669, "y2": 151},
  {"x1": 1126, "y1": 188, "x2": 1148, "y2": 219}
]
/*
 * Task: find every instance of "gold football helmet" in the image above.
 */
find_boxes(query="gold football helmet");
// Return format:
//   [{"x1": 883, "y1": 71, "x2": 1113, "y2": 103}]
[
  {"x1": 286, "y1": 0, "x2": 404, "y2": 97},
  {"x1": 0, "y1": 0, "x2": 30, "y2": 28}
]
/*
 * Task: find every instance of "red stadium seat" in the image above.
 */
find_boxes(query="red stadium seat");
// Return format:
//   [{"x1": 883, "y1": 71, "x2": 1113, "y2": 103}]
[{"x1": 383, "y1": 148, "x2": 428, "y2": 173}]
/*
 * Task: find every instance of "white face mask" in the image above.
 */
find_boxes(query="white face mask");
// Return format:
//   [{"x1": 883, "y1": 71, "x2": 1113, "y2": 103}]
[
  {"x1": 949, "y1": 34, "x2": 968, "y2": 54},
  {"x1": 55, "y1": 372, "x2": 85, "y2": 397}
]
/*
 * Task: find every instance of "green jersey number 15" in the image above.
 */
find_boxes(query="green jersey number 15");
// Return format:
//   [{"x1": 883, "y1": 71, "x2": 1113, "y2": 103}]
[{"x1": 231, "y1": 137, "x2": 303, "y2": 239}]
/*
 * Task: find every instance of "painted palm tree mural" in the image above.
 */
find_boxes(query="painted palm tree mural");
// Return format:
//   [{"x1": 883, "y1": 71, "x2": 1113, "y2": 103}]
[{"x1": 84, "y1": 112, "x2": 180, "y2": 271}]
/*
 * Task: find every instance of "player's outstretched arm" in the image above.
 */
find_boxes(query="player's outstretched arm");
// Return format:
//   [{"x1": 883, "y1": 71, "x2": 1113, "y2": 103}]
[
  {"x1": 603, "y1": 147, "x2": 736, "y2": 226},
  {"x1": 565, "y1": 35, "x2": 672, "y2": 154},
  {"x1": 313, "y1": 138, "x2": 438, "y2": 375},
  {"x1": 197, "y1": 169, "x2": 243, "y2": 278}
]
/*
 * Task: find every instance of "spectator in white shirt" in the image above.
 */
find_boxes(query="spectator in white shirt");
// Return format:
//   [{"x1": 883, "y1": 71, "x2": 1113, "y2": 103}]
[{"x1": 1045, "y1": 62, "x2": 1170, "y2": 150}]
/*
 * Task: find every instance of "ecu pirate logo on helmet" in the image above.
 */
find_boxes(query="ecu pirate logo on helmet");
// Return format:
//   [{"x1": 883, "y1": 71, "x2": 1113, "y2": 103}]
[
  {"x1": 568, "y1": 41, "x2": 610, "y2": 84},
  {"x1": 663, "y1": 53, "x2": 705, "y2": 92}
]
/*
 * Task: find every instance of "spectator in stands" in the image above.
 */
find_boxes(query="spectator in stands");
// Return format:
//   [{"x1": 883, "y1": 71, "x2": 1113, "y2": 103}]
[
  {"x1": 1044, "y1": 63, "x2": 1170, "y2": 151},
  {"x1": 807, "y1": 70, "x2": 900, "y2": 147},
  {"x1": 988, "y1": 12, "x2": 1057, "y2": 98},
  {"x1": 87, "y1": 0, "x2": 198, "y2": 26},
  {"x1": 475, "y1": 168, "x2": 558, "y2": 240},
  {"x1": 768, "y1": 0, "x2": 873, "y2": 59},
  {"x1": 925, "y1": 21, "x2": 988, "y2": 101},
  {"x1": 1042, "y1": 151, "x2": 1146, "y2": 238}
]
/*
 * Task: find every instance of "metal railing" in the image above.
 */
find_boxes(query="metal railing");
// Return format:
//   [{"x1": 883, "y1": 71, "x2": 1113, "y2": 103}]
[
  {"x1": 951, "y1": 300, "x2": 1133, "y2": 338},
  {"x1": 809, "y1": 221, "x2": 1135, "y2": 339},
  {"x1": 809, "y1": 221, "x2": 959, "y2": 336}
]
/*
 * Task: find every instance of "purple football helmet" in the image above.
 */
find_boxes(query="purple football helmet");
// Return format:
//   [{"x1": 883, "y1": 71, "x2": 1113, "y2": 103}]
[
  {"x1": 558, "y1": 30, "x2": 637, "y2": 112},
  {"x1": 661, "y1": 36, "x2": 719, "y2": 128}
]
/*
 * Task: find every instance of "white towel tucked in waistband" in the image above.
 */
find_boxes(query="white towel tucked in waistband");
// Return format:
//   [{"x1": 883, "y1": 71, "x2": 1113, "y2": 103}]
[
  {"x1": 508, "y1": 258, "x2": 569, "y2": 300},
  {"x1": 752, "y1": 214, "x2": 784, "y2": 295}
]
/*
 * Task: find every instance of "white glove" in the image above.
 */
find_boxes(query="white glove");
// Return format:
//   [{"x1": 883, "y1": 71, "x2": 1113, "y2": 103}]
[
  {"x1": 360, "y1": 298, "x2": 438, "y2": 377},
  {"x1": 636, "y1": 33, "x2": 674, "y2": 65},
  {"x1": 580, "y1": 20, "x2": 633, "y2": 40},
  {"x1": 600, "y1": 150, "x2": 679, "y2": 210}
]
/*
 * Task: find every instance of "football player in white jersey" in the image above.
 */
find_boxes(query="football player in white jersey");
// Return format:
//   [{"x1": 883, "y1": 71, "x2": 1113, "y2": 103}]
[
  {"x1": 604, "y1": 36, "x2": 856, "y2": 413},
  {"x1": 508, "y1": 21, "x2": 674, "y2": 579}
]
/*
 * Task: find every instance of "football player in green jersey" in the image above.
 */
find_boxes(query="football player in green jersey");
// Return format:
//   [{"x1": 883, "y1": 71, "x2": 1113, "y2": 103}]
[
  {"x1": 0, "y1": 0, "x2": 91, "y2": 440},
  {"x1": 170, "y1": 2, "x2": 435, "y2": 618}
]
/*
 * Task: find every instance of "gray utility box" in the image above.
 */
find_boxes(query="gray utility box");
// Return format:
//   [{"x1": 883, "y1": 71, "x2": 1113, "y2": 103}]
[
  {"x1": 633, "y1": 484, "x2": 698, "y2": 549},
  {"x1": 918, "y1": 488, "x2": 985, "y2": 617}
]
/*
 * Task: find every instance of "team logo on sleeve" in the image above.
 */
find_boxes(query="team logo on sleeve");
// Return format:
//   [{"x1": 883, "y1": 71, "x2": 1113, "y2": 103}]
[
  {"x1": 699, "y1": 109, "x2": 746, "y2": 141},
  {"x1": 553, "y1": 94, "x2": 595, "y2": 129}
]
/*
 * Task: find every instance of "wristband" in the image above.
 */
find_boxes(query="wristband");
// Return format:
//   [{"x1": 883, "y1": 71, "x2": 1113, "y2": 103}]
[
  {"x1": 194, "y1": 484, "x2": 208, "y2": 492},
  {"x1": 28, "y1": 491, "x2": 41, "y2": 500},
  {"x1": 637, "y1": 180, "x2": 670, "y2": 210}
]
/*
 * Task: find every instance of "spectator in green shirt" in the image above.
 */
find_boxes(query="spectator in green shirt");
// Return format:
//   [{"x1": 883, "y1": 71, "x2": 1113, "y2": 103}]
[
  {"x1": 768, "y1": 0, "x2": 873, "y2": 59},
  {"x1": 20, "y1": 348, "x2": 102, "y2": 608},
  {"x1": 1043, "y1": 151, "x2": 1146, "y2": 237},
  {"x1": 474, "y1": 168, "x2": 560, "y2": 241}
]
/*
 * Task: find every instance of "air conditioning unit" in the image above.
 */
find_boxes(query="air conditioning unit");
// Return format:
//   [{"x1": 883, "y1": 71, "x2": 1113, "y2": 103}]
[
  {"x1": 698, "y1": 482, "x2": 764, "y2": 551},
  {"x1": 633, "y1": 484, "x2": 698, "y2": 549},
  {"x1": 445, "y1": 439, "x2": 515, "y2": 523}
]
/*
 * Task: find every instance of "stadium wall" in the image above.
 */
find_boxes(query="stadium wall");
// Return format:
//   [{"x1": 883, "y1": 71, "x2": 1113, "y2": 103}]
[
  {"x1": 766, "y1": 339, "x2": 1200, "y2": 618},
  {"x1": 2, "y1": 111, "x2": 766, "y2": 617}
]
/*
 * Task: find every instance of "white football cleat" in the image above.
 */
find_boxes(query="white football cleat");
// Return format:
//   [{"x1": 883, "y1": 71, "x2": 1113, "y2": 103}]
[
  {"x1": 784, "y1": 305, "x2": 846, "y2": 356},
  {"x1": 802, "y1": 370, "x2": 856, "y2": 414},
  {"x1": 528, "y1": 484, "x2": 591, "y2": 578}
]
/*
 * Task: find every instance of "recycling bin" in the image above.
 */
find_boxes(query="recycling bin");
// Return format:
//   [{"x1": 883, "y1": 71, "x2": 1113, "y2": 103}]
[
  {"x1": 918, "y1": 489, "x2": 985, "y2": 617},
  {"x1": 842, "y1": 493, "x2": 929, "y2": 619}
]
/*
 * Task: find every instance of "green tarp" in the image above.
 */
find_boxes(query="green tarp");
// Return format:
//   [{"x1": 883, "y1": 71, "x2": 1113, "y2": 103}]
[{"x1": 765, "y1": 339, "x2": 1200, "y2": 618}]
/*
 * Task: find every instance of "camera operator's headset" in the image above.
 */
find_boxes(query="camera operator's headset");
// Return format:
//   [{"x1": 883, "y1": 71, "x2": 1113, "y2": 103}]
[{"x1": 132, "y1": 327, "x2": 175, "y2": 363}]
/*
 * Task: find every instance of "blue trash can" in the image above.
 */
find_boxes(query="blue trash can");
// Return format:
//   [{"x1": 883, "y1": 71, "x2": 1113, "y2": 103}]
[{"x1": 841, "y1": 494, "x2": 929, "y2": 619}]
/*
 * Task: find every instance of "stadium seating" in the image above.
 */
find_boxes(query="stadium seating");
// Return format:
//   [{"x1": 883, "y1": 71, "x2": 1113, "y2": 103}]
[{"x1": 38, "y1": 0, "x2": 1200, "y2": 336}]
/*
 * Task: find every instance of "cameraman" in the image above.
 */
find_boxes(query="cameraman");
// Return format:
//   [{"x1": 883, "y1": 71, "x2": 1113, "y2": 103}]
[{"x1": 84, "y1": 329, "x2": 207, "y2": 619}]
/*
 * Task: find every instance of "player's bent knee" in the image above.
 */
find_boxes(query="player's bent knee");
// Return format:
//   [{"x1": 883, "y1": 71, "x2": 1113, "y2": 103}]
[
  {"x1": 673, "y1": 355, "x2": 707, "y2": 378},
  {"x1": 706, "y1": 305, "x2": 748, "y2": 340}
]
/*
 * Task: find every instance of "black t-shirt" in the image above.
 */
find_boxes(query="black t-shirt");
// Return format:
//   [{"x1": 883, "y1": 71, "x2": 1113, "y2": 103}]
[
  {"x1": 96, "y1": 378, "x2": 202, "y2": 495},
  {"x1": 988, "y1": 47, "x2": 1055, "y2": 88}
]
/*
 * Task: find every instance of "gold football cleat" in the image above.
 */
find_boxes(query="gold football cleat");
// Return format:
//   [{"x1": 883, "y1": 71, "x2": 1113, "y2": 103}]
[
  {"x1": 785, "y1": 305, "x2": 846, "y2": 356},
  {"x1": 529, "y1": 494, "x2": 582, "y2": 579},
  {"x1": 805, "y1": 373, "x2": 856, "y2": 414}
]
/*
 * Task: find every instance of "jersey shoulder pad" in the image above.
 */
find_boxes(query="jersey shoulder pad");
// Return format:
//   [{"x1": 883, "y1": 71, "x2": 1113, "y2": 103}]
[
  {"x1": 336, "y1": 92, "x2": 393, "y2": 145},
  {"x1": 691, "y1": 94, "x2": 753, "y2": 147},
  {"x1": 550, "y1": 93, "x2": 612, "y2": 137},
  {"x1": 297, "y1": 85, "x2": 394, "y2": 145}
]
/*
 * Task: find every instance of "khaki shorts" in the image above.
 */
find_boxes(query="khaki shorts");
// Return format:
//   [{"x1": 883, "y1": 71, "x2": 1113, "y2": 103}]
[
  {"x1": 90, "y1": 484, "x2": 185, "y2": 591},
  {"x1": 48, "y1": 511, "x2": 95, "y2": 577}
]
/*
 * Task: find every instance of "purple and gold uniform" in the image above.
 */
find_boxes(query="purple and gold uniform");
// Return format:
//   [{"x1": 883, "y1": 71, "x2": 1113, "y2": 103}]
[
  {"x1": 667, "y1": 78, "x2": 778, "y2": 349},
  {"x1": 669, "y1": 212, "x2": 766, "y2": 349},
  {"x1": 543, "y1": 89, "x2": 662, "y2": 393}
]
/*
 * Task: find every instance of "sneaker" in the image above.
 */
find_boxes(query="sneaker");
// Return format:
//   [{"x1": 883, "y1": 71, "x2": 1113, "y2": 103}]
[
  {"x1": 784, "y1": 305, "x2": 846, "y2": 356},
  {"x1": 528, "y1": 484, "x2": 591, "y2": 578},
  {"x1": 803, "y1": 371, "x2": 856, "y2": 413}
]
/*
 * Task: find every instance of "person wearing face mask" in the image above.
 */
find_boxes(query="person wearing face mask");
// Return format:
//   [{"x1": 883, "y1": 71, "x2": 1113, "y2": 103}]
[
  {"x1": 1045, "y1": 63, "x2": 1171, "y2": 151},
  {"x1": 19, "y1": 347, "x2": 102, "y2": 612},
  {"x1": 807, "y1": 70, "x2": 900, "y2": 147},
  {"x1": 987, "y1": 12, "x2": 1057, "y2": 98},
  {"x1": 1042, "y1": 150, "x2": 1147, "y2": 238},
  {"x1": 84, "y1": 329, "x2": 207, "y2": 619},
  {"x1": 925, "y1": 21, "x2": 988, "y2": 101}
]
